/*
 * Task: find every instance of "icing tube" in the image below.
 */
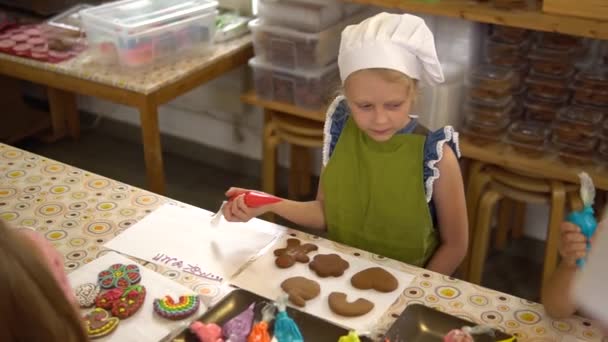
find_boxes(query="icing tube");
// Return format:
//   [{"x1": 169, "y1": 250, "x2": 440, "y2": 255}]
[
  {"x1": 190, "y1": 321, "x2": 224, "y2": 342},
  {"x1": 247, "y1": 303, "x2": 275, "y2": 342},
  {"x1": 567, "y1": 172, "x2": 598, "y2": 268},
  {"x1": 229, "y1": 191, "x2": 282, "y2": 208},
  {"x1": 223, "y1": 303, "x2": 255, "y2": 342},
  {"x1": 273, "y1": 296, "x2": 303, "y2": 342},
  {"x1": 338, "y1": 331, "x2": 361, "y2": 342}
]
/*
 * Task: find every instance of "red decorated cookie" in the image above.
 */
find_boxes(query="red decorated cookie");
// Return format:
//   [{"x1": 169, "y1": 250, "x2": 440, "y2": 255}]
[
  {"x1": 111, "y1": 285, "x2": 146, "y2": 319},
  {"x1": 95, "y1": 288, "x2": 123, "y2": 310},
  {"x1": 83, "y1": 308, "x2": 120, "y2": 339},
  {"x1": 95, "y1": 285, "x2": 146, "y2": 319},
  {"x1": 98, "y1": 263, "x2": 141, "y2": 289}
]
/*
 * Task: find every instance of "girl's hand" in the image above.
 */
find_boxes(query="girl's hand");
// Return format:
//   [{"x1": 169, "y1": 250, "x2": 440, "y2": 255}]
[
  {"x1": 221, "y1": 187, "x2": 272, "y2": 222},
  {"x1": 559, "y1": 222, "x2": 588, "y2": 267}
]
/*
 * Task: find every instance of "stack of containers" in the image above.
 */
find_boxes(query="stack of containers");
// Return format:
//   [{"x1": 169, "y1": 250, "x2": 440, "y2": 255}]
[
  {"x1": 569, "y1": 69, "x2": 608, "y2": 164},
  {"x1": 461, "y1": 65, "x2": 516, "y2": 144},
  {"x1": 248, "y1": 0, "x2": 368, "y2": 109},
  {"x1": 465, "y1": 26, "x2": 608, "y2": 165},
  {"x1": 80, "y1": 0, "x2": 219, "y2": 68}
]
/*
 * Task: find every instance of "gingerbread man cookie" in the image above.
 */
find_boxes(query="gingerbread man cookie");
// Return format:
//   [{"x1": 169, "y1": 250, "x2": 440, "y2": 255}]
[
  {"x1": 281, "y1": 276, "x2": 320, "y2": 307},
  {"x1": 351, "y1": 267, "x2": 399, "y2": 293},
  {"x1": 83, "y1": 308, "x2": 120, "y2": 339},
  {"x1": 309, "y1": 254, "x2": 349, "y2": 277},
  {"x1": 273, "y1": 238, "x2": 318, "y2": 268},
  {"x1": 75, "y1": 283, "x2": 100, "y2": 308},
  {"x1": 97, "y1": 263, "x2": 141, "y2": 289},
  {"x1": 153, "y1": 295, "x2": 201, "y2": 320},
  {"x1": 328, "y1": 292, "x2": 374, "y2": 317}
]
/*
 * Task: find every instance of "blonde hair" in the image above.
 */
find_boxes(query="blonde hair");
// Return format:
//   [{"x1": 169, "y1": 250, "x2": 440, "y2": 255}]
[
  {"x1": 338, "y1": 68, "x2": 419, "y2": 101},
  {"x1": 0, "y1": 220, "x2": 88, "y2": 342}
]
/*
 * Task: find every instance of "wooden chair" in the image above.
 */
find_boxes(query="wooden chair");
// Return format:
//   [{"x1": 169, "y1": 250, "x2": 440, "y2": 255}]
[
  {"x1": 463, "y1": 164, "x2": 581, "y2": 290},
  {"x1": 262, "y1": 110, "x2": 324, "y2": 199}
]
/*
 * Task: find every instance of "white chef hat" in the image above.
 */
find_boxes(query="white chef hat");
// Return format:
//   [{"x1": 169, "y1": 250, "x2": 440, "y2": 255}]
[{"x1": 338, "y1": 12, "x2": 444, "y2": 85}]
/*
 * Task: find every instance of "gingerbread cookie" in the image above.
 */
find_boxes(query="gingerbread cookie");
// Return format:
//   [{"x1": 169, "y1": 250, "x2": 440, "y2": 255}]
[
  {"x1": 153, "y1": 295, "x2": 200, "y2": 320},
  {"x1": 281, "y1": 276, "x2": 320, "y2": 307},
  {"x1": 350, "y1": 267, "x2": 398, "y2": 293},
  {"x1": 328, "y1": 292, "x2": 374, "y2": 317},
  {"x1": 95, "y1": 285, "x2": 146, "y2": 319},
  {"x1": 98, "y1": 263, "x2": 141, "y2": 289},
  {"x1": 83, "y1": 308, "x2": 120, "y2": 339},
  {"x1": 75, "y1": 283, "x2": 100, "y2": 308},
  {"x1": 95, "y1": 288, "x2": 124, "y2": 310},
  {"x1": 273, "y1": 238, "x2": 318, "y2": 268},
  {"x1": 111, "y1": 285, "x2": 147, "y2": 319},
  {"x1": 309, "y1": 254, "x2": 349, "y2": 277}
]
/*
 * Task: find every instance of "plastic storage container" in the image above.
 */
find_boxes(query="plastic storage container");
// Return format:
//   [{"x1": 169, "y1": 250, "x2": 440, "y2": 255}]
[
  {"x1": 573, "y1": 68, "x2": 608, "y2": 89},
  {"x1": 249, "y1": 57, "x2": 339, "y2": 109},
  {"x1": 552, "y1": 134, "x2": 598, "y2": 166},
  {"x1": 525, "y1": 71, "x2": 572, "y2": 100},
  {"x1": 257, "y1": 0, "x2": 342, "y2": 32},
  {"x1": 249, "y1": 11, "x2": 367, "y2": 70},
  {"x1": 81, "y1": 0, "x2": 217, "y2": 68},
  {"x1": 507, "y1": 120, "x2": 550, "y2": 158},
  {"x1": 485, "y1": 37, "x2": 530, "y2": 66},
  {"x1": 467, "y1": 65, "x2": 515, "y2": 98},
  {"x1": 599, "y1": 139, "x2": 608, "y2": 163},
  {"x1": 524, "y1": 93, "x2": 567, "y2": 122},
  {"x1": 528, "y1": 45, "x2": 577, "y2": 76},
  {"x1": 462, "y1": 114, "x2": 509, "y2": 145},
  {"x1": 553, "y1": 105, "x2": 603, "y2": 143},
  {"x1": 537, "y1": 32, "x2": 581, "y2": 51},
  {"x1": 491, "y1": 26, "x2": 531, "y2": 44},
  {"x1": 466, "y1": 94, "x2": 515, "y2": 123}
]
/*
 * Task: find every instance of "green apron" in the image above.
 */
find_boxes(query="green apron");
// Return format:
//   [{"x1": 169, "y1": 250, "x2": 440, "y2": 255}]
[{"x1": 321, "y1": 117, "x2": 438, "y2": 267}]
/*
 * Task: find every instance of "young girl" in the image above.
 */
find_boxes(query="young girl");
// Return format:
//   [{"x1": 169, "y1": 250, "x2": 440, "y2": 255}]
[
  {"x1": 223, "y1": 13, "x2": 468, "y2": 275},
  {"x1": 0, "y1": 220, "x2": 87, "y2": 341}
]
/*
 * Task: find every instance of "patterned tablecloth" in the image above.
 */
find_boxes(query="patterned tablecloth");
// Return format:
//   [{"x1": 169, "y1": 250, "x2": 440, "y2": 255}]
[
  {"x1": 0, "y1": 35, "x2": 251, "y2": 94},
  {"x1": 0, "y1": 142, "x2": 605, "y2": 342}
]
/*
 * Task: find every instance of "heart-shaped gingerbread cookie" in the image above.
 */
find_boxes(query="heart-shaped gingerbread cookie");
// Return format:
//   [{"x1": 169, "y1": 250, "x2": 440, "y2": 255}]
[
  {"x1": 83, "y1": 308, "x2": 120, "y2": 339},
  {"x1": 351, "y1": 267, "x2": 398, "y2": 293}
]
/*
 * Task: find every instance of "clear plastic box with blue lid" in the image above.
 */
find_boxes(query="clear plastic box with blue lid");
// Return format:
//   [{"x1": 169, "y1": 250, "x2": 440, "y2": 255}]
[{"x1": 80, "y1": 0, "x2": 218, "y2": 68}]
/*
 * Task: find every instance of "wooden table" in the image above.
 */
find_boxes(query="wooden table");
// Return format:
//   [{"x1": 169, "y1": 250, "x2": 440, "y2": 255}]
[
  {"x1": 0, "y1": 142, "x2": 605, "y2": 341},
  {"x1": 0, "y1": 35, "x2": 253, "y2": 195},
  {"x1": 460, "y1": 136, "x2": 608, "y2": 191}
]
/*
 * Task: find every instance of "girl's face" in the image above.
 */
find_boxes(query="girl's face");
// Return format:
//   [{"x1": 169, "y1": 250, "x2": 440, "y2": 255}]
[{"x1": 344, "y1": 69, "x2": 414, "y2": 142}]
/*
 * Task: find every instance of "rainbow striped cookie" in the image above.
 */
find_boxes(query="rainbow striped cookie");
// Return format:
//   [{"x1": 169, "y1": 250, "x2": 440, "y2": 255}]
[{"x1": 153, "y1": 295, "x2": 200, "y2": 320}]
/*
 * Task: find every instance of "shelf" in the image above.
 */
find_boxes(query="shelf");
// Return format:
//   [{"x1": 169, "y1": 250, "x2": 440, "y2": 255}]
[
  {"x1": 344, "y1": 0, "x2": 608, "y2": 39},
  {"x1": 460, "y1": 136, "x2": 608, "y2": 191}
]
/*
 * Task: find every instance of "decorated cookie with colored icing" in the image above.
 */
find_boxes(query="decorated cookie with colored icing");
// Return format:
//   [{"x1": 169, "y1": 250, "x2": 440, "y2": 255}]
[
  {"x1": 83, "y1": 308, "x2": 120, "y2": 339},
  {"x1": 75, "y1": 283, "x2": 100, "y2": 308},
  {"x1": 95, "y1": 285, "x2": 146, "y2": 319},
  {"x1": 95, "y1": 288, "x2": 124, "y2": 310},
  {"x1": 111, "y1": 285, "x2": 147, "y2": 319},
  {"x1": 98, "y1": 263, "x2": 141, "y2": 289},
  {"x1": 153, "y1": 295, "x2": 200, "y2": 320}
]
